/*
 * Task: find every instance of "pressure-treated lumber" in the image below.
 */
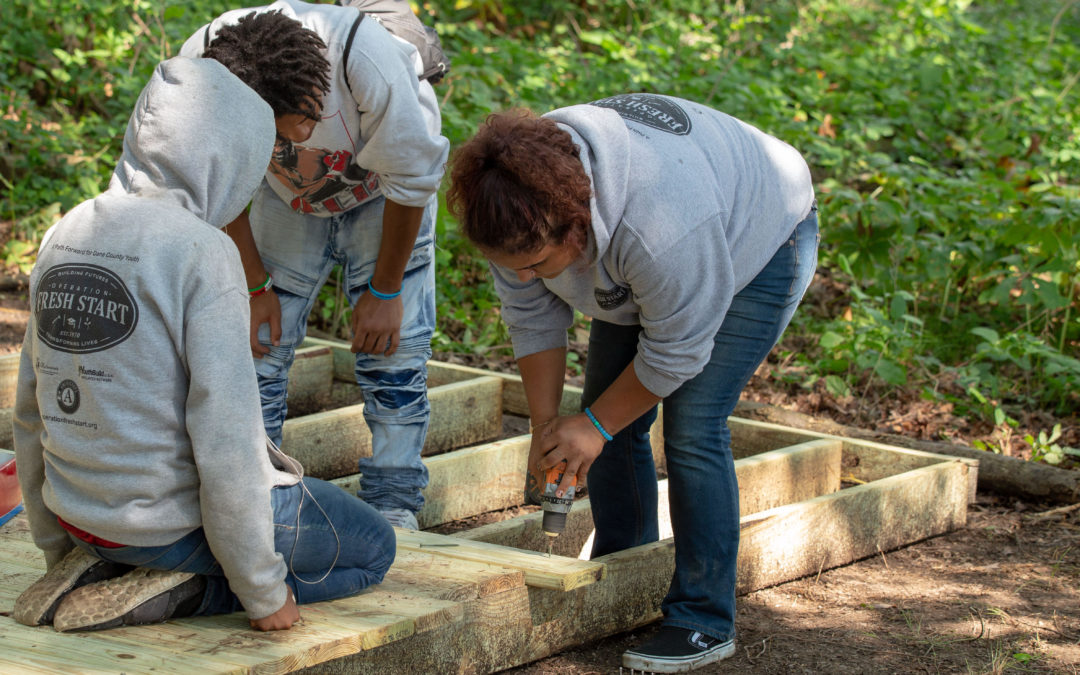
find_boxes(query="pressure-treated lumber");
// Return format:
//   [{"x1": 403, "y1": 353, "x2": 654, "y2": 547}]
[
  {"x1": 459, "y1": 439, "x2": 844, "y2": 556},
  {"x1": 284, "y1": 345, "x2": 334, "y2": 413},
  {"x1": 728, "y1": 416, "x2": 980, "y2": 504},
  {"x1": 313, "y1": 441, "x2": 973, "y2": 674},
  {"x1": 735, "y1": 458, "x2": 970, "y2": 593},
  {"x1": 0, "y1": 352, "x2": 16, "y2": 409},
  {"x1": 733, "y1": 400, "x2": 1080, "y2": 504},
  {"x1": 0, "y1": 516, "x2": 535, "y2": 675},
  {"x1": 0, "y1": 347, "x2": 978, "y2": 674},
  {"x1": 394, "y1": 529, "x2": 605, "y2": 592},
  {"x1": 282, "y1": 375, "x2": 502, "y2": 479},
  {"x1": 332, "y1": 436, "x2": 532, "y2": 529}
]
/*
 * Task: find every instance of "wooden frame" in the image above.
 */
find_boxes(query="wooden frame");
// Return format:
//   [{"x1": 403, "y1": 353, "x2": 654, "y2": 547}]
[{"x1": 0, "y1": 341, "x2": 976, "y2": 673}]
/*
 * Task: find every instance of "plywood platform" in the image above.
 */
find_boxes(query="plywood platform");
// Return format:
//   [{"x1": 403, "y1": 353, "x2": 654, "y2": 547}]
[{"x1": 0, "y1": 340, "x2": 977, "y2": 673}]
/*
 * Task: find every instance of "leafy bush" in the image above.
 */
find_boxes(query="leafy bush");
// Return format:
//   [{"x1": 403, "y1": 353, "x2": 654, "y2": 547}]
[{"x1": 4, "y1": 0, "x2": 1079, "y2": 451}]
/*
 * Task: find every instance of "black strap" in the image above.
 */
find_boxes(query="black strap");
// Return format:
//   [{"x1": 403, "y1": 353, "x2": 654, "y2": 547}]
[{"x1": 342, "y1": 11, "x2": 365, "y2": 97}]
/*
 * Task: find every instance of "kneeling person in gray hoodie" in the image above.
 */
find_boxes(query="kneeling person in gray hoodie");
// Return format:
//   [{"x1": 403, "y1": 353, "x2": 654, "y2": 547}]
[{"x1": 13, "y1": 56, "x2": 395, "y2": 633}]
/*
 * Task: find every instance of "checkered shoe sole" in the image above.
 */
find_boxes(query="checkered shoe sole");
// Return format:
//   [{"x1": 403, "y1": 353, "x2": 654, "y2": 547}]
[
  {"x1": 53, "y1": 567, "x2": 197, "y2": 632},
  {"x1": 13, "y1": 549, "x2": 125, "y2": 627}
]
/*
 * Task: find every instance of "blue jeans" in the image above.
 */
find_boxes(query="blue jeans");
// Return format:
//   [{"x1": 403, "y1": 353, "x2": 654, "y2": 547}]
[
  {"x1": 584, "y1": 208, "x2": 818, "y2": 641},
  {"x1": 70, "y1": 478, "x2": 396, "y2": 615},
  {"x1": 249, "y1": 182, "x2": 434, "y2": 512}
]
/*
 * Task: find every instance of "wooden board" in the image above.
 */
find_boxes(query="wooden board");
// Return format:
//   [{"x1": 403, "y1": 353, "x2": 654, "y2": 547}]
[
  {"x1": 0, "y1": 347, "x2": 974, "y2": 674},
  {"x1": 282, "y1": 376, "x2": 503, "y2": 480},
  {"x1": 0, "y1": 517, "x2": 549, "y2": 675}
]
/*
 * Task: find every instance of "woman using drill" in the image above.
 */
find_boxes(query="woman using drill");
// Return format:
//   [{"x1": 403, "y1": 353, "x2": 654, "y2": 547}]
[{"x1": 446, "y1": 94, "x2": 817, "y2": 673}]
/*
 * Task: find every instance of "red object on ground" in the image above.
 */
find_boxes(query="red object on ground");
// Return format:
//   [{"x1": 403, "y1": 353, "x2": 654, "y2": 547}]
[{"x1": 0, "y1": 449, "x2": 21, "y2": 526}]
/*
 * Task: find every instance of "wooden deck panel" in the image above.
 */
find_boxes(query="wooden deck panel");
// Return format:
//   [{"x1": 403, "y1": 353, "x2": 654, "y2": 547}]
[
  {"x1": 0, "y1": 343, "x2": 974, "y2": 673},
  {"x1": 0, "y1": 516, "x2": 564, "y2": 674}
]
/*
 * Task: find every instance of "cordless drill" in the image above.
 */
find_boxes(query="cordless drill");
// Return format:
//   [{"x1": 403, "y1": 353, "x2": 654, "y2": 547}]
[{"x1": 540, "y1": 462, "x2": 577, "y2": 541}]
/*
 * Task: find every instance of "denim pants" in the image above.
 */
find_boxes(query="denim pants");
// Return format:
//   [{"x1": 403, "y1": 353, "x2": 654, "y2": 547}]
[
  {"x1": 70, "y1": 477, "x2": 397, "y2": 616},
  {"x1": 583, "y1": 209, "x2": 819, "y2": 641},
  {"x1": 249, "y1": 182, "x2": 434, "y2": 512}
]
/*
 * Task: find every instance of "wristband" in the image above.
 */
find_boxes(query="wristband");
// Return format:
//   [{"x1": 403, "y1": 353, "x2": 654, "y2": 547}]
[
  {"x1": 584, "y1": 407, "x2": 613, "y2": 442},
  {"x1": 249, "y1": 273, "x2": 273, "y2": 298},
  {"x1": 368, "y1": 282, "x2": 402, "y2": 300}
]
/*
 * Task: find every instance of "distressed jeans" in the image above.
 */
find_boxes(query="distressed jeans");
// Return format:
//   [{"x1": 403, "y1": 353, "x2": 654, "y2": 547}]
[
  {"x1": 70, "y1": 477, "x2": 397, "y2": 615},
  {"x1": 583, "y1": 208, "x2": 819, "y2": 641},
  {"x1": 249, "y1": 182, "x2": 434, "y2": 512}
]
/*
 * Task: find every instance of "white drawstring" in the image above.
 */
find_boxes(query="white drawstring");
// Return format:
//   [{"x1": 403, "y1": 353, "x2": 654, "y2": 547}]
[{"x1": 267, "y1": 437, "x2": 341, "y2": 585}]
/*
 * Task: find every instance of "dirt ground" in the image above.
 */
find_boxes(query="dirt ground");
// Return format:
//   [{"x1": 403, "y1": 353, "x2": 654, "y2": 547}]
[{"x1": 2, "y1": 280, "x2": 1079, "y2": 673}]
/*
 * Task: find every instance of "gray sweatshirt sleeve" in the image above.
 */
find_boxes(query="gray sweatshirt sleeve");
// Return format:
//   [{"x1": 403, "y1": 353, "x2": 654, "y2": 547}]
[
  {"x1": 184, "y1": 289, "x2": 288, "y2": 620},
  {"x1": 345, "y1": 24, "x2": 449, "y2": 208},
  {"x1": 491, "y1": 262, "x2": 575, "y2": 359},
  {"x1": 12, "y1": 326, "x2": 74, "y2": 569},
  {"x1": 622, "y1": 214, "x2": 736, "y2": 398}
]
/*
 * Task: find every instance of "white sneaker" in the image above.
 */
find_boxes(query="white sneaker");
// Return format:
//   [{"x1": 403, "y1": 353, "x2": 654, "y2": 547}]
[{"x1": 379, "y1": 508, "x2": 418, "y2": 530}]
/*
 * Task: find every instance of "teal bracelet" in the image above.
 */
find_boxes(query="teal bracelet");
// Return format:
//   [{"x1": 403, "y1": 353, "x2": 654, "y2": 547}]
[
  {"x1": 584, "y1": 407, "x2": 613, "y2": 442},
  {"x1": 368, "y1": 283, "x2": 402, "y2": 300}
]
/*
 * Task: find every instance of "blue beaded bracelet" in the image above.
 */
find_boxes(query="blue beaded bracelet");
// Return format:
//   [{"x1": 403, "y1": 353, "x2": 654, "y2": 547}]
[
  {"x1": 584, "y1": 407, "x2": 613, "y2": 442},
  {"x1": 368, "y1": 283, "x2": 402, "y2": 300}
]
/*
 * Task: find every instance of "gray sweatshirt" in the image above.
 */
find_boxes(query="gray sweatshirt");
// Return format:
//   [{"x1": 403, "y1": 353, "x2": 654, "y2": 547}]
[
  {"x1": 180, "y1": 0, "x2": 449, "y2": 215},
  {"x1": 492, "y1": 94, "x2": 815, "y2": 398},
  {"x1": 13, "y1": 57, "x2": 298, "y2": 620}
]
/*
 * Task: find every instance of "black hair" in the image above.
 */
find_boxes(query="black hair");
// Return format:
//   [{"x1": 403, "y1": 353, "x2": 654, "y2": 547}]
[{"x1": 203, "y1": 10, "x2": 331, "y2": 120}]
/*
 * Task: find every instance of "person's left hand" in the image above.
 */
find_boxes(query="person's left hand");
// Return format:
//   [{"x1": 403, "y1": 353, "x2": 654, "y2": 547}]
[
  {"x1": 350, "y1": 291, "x2": 403, "y2": 355},
  {"x1": 535, "y1": 413, "x2": 608, "y2": 494}
]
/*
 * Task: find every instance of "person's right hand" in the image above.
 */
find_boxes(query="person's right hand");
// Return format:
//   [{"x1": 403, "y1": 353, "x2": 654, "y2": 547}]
[
  {"x1": 250, "y1": 587, "x2": 300, "y2": 631},
  {"x1": 249, "y1": 291, "x2": 282, "y2": 358},
  {"x1": 524, "y1": 424, "x2": 553, "y2": 505}
]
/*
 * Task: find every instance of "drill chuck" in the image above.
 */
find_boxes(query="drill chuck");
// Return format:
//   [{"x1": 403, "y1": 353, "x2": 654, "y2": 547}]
[{"x1": 540, "y1": 463, "x2": 577, "y2": 536}]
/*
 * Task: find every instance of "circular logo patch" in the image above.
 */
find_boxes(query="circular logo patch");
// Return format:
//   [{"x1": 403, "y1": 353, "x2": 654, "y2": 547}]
[
  {"x1": 56, "y1": 379, "x2": 80, "y2": 414},
  {"x1": 35, "y1": 263, "x2": 139, "y2": 354},
  {"x1": 590, "y1": 94, "x2": 692, "y2": 136}
]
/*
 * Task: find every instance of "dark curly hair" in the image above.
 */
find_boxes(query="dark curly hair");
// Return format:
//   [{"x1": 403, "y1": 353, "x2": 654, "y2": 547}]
[
  {"x1": 446, "y1": 109, "x2": 592, "y2": 255},
  {"x1": 203, "y1": 11, "x2": 330, "y2": 121}
]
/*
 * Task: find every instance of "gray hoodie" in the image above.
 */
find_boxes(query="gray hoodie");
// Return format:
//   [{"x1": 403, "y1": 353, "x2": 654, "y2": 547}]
[
  {"x1": 492, "y1": 94, "x2": 815, "y2": 398},
  {"x1": 13, "y1": 57, "x2": 297, "y2": 620},
  {"x1": 180, "y1": 0, "x2": 449, "y2": 216}
]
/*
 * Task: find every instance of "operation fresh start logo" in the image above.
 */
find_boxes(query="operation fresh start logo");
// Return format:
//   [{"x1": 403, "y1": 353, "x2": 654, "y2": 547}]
[
  {"x1": 595, "y1": 285, "x2": 631, "y2": 310},
  {"x1": 35, "y1": 263, "x2": 139, "y2": 354},
  {"x1": 590, "y1": 94, "x2": 692, "y2": 136}
]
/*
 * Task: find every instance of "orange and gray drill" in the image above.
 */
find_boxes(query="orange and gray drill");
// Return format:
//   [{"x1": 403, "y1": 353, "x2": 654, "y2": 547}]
[{"x1": 540, "y1": 463, "x2": 577, "y2": 540}]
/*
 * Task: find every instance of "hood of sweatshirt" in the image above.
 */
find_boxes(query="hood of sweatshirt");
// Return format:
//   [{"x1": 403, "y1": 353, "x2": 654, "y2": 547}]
[
  {"x1": 545, "y1": 108, "x2": 630, "y2": 266},
  {"x1": 108, "y1": 57, "x2": 275, "y2": 227}
]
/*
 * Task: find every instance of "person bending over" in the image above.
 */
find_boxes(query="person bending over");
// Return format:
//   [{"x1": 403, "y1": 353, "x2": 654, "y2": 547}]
[{"x1": 447, "y1": 95, "x2": 818, "y2": 672}]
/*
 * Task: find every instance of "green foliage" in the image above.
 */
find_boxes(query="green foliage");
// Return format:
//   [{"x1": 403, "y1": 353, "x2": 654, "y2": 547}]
[{"x1": 4, "y1": 0, "x2": 1079, "y2": 433}]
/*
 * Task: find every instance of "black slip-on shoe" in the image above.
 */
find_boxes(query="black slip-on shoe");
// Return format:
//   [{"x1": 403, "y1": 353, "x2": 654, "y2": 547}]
[
  {"x1": 13, "y1": 548, "x2": 131, "y2": 626},
  {"x1": 52, "y1": 567, "x2": 206, "y2": 632},
  {"x1": 622, "y1": 625, "x2": 736, "y2": 673}
]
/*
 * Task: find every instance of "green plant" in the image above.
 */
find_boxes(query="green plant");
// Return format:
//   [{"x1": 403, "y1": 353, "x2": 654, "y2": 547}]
[{"x1": 1024, "y1": 424, "x2": 1080, "y2": 465}]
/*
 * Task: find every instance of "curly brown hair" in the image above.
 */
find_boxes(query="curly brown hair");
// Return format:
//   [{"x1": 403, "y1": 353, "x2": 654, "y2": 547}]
[{"x1": 446, "y1": 109, "x2": 592, "y2": 255}]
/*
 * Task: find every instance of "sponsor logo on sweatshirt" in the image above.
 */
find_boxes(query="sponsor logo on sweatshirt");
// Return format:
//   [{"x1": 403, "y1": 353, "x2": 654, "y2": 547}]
[
  {"x1": 56, "y1": 379, "x2": 80, "y2": 414},
  {"x1": 595, "y1": 285, "x2": 631, "y2": 310},
  {"x1": 36, "y1": 264, "x2": 139, "y2": 354},
  {"x1": 590, "y1": 94, "x2": 692, "y2": 136},
  {"x1": 78, "y1": 365, "x2": 113, "y2": 383}
]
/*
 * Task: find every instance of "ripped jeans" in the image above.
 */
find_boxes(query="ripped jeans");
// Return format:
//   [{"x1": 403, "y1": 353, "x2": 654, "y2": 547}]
[{"x1": 248, "y1": 182, "x2": 433, "y2": 512}]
